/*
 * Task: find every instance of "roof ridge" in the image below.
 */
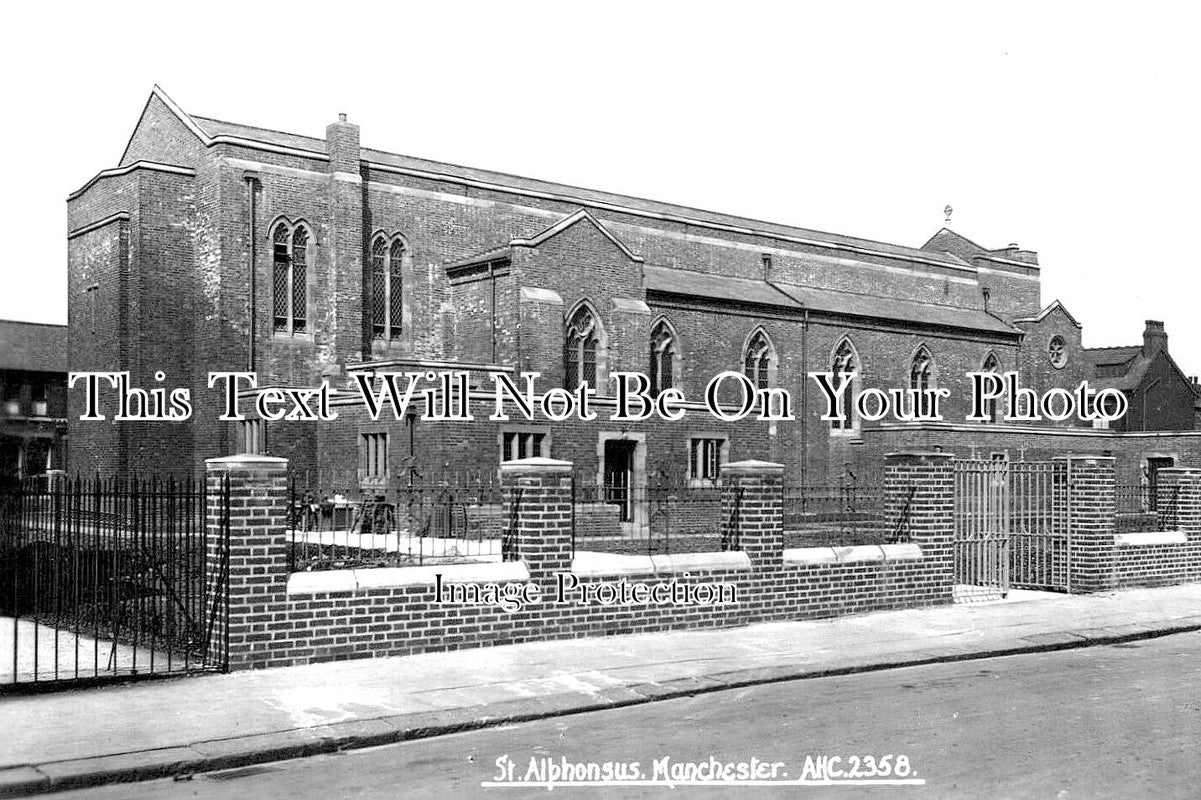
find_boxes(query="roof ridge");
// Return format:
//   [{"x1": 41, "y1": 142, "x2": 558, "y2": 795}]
[
  {"x1": 191, "y1": 114, "x2": 327, "y2": 145},
  {"x1": 175, "y1": 108, "x2": 965, "y2": 266},
  {"x1": 0, "y1": 318, "x2": 68, "y2": 328},
  {"x1": 645, "y1": 265, "x2": 989, "y2": 313}
]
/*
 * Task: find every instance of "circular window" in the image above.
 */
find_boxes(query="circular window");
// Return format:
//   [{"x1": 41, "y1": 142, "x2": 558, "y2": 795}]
[{"x1": 1048, "y1": 336, "x2": 1067, "y2": 369}]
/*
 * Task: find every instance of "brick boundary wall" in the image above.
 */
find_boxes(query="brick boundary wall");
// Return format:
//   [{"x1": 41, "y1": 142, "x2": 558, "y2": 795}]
[
  {"x1": 1113, "y1": 467, "x2": 1201, "y2": 589},
  {"x1": 204, "y1": 455, "x2": 292, "y2": 670},
  {"x1": 205, "y1": 453, "x2": 956, "y2": 671},
  {"x1": 722, "y1": 460, "x2": 784, "y2": 568},
  {"x1": 884, "y1": 451, "x2": 954, "y2": 604},
  {"x1": 1054, "y1": 456, "x2": 1116, "y2": 594}
]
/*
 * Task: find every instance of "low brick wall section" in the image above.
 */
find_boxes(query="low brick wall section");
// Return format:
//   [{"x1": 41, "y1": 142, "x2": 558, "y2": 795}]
[
  {"x1": 1114, "y1": 535, "x2": 1197, "y2": 588},
  {"x1": 1111, "y1": 467, "x2": 1201, "y2": 589},
  {"x1": 206, "y1": 454, "x2": 955, "y2": 670},
  {"x1": 275, "y1": 549, "x2": 940, "y2": 668}
]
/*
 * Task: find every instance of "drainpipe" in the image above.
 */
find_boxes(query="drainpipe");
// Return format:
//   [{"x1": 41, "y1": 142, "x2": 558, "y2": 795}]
[
  {"x1": 244, "y1": 174, "x2": 261, "y2": 372},
  {"x1": 1140, "y1": 379, "x2": 1160, "y2": 431},
  {"x1": 489, "y1": 261, "x2": 497, "y2": 363},
  {"x1": 800, "y1": 308, "x2": 809, "y2": 486}
]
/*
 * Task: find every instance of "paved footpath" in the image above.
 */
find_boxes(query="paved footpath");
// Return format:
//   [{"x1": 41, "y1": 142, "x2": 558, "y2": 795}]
[{"x1": 3, "y1": 584, "x2": 1201, "y2": 796}]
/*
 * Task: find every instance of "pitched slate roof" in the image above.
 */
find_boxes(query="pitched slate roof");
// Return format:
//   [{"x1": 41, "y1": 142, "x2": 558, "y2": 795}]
[
  {"x1": 192, "y1": 115, "x2": 328, "y2": 156},
  {"x1": 1013, "y1": 300, "x2": 1083, "y2": 329},
  {"x1": 644, "y1": 266, "x2": 1018, "y2": 335},
  {"x1": 775, "y1": 282, "x2": 1019, "y2": 335},
  {"x1": 1084, "y1": 345, "x2": 1199, "y2": 396},
  {"x1": 1083, "y1": 346, "x2": 1142, "y2": 368},
  {"x1": 0, "y1": 320, "x2": 68, "y2": 372},
  {"x1": 150, "y1": 88, "x2": 966, "y2": 271},
  {"x1": 644, "y1": 266, "x2": 802, "y2": 309}
]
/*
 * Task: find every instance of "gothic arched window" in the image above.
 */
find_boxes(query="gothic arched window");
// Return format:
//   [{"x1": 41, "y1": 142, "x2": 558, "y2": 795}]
[
  {"x1": 743, "y1": 330, "x2": 774, "y2": 392},
  {"x1": 370, "y1": 234, "x2": 406, "y2": 341},
  {"x1": 565, "y1": 305, "x2": 601, "y2": 389},
  {"x1": 831, "y1": 337, "x2": 859, "y2": 432},
  {"x1": 272, "y1": 221, "x2": 311, "y2": 334},
  {"x1": 910, "y1": 346, "x2": 934, "y2": 393},
  {"x1": 982, "y1": 352, "x2": 1001, "y2": 423},
  {"x1": 909, "y1": 346, "x2": 936, "y2": 418},
  {"x1": 649, "y1": 319, "x2": 677, "y2": 396}
]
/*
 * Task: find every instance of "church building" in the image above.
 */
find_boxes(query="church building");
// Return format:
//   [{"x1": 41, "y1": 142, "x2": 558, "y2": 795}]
[{"x1": 65, "y1": 87, "x2": 1200, "y2": 493}]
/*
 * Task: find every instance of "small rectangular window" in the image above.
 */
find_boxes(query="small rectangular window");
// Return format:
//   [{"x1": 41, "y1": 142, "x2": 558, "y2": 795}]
[
  {"x1": 240, "y1": 419, "x2": 265, "y2": 455},
  {"x1": 360, "y1": 432, "x2": 388, "y2": 480},
  {"x1": 689, "y1": 437, "x2": 726, "y2": 481},
  {"x1": 500, "y1": 430, "x2": 548, "y2": 462}
]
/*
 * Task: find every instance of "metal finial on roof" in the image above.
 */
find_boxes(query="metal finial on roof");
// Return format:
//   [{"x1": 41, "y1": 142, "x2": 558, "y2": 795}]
[{"x1": 944, "y1": 205, "x2": 953, "y2": 224}]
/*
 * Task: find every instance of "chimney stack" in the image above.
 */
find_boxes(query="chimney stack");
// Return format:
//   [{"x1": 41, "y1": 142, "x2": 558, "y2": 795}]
[
  {"x1": 1143, "y1": 320, "x2": 1167, "y2": 355},
  {"x1": 326, "y1": 112, "x2": 360, "y2": 175}
]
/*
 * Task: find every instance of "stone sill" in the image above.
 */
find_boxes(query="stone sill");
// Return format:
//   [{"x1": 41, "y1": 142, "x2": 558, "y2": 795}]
[
  {"x1": 287, "y1": 560, "x2": 530, "y2": 596},
  {"x1": 1113, "y1": 531, "x2": 1188, "y2": 547},
  {"x1": 784, "y1": 543, "x2": 923, "y2": 566},
  {"x1": 572, "y1": 550, "x2": 751, "y2": 577}
]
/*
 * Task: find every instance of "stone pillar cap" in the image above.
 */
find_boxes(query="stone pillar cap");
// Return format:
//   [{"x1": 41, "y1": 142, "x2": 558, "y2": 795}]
[
  {"x1": 723, "y1": 459, "x2": 785, "y2": 472},
  {"x1": 884, "y1": 451, "x2": 954, "y2": 460},
  {"x1": 499, "y1": 457, "x2": 574, "y2": 473},
  {"x1": 205, "y1": 454, "x2": 290, "y2": 470}
]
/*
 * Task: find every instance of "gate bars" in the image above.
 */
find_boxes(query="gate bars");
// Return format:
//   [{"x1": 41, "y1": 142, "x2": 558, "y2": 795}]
[{"x1": 953, "y1": 459, "x2": 1065, "y2": 603}]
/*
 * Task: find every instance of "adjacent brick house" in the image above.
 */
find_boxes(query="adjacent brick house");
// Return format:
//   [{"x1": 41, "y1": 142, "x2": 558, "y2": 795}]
[
  {"x1": 0, "y1": 320, "x2": 68, "y2": 478},
  {"x1": 1083, "y1": 320, "x2": 1200, "y2": 432},
  {"x1": 65, "y1": 87, "x2": 1199, "y2": 489}
]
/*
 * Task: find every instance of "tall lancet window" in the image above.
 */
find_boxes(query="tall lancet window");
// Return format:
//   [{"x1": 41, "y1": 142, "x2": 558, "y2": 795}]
[
  {"x1": 649, "y1": 320, "x2": 677, "y2": 396},
  {"x1": 565, "y1": 305, "x2": 601, "y2": 389},
  {"x1": 982, "y1": 352, "x2": 1001, "y2": 423},
  {"x1": 743, "y1": 330, "x2": 774, "y2": 391},
  {"x1": 910, "y1": 346, "x2": 935, "y2": 417},
  {"x1": 272, "y1": 221, "x2": 310, "y2": 334},
  {"x1": 831, "y1": 337, "x2": 859, "y2": 432},
  {"x1": 370, "y1": 235, "x2": 406, "y2": 341}
]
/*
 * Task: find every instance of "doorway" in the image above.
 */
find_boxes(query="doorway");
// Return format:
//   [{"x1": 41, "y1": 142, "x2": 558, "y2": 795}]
[
  {"x1": 1145, "y1": 456, "x2": 1176, "y2": 511},
  {"x1": 603, "y1": 439, "x2": 637, "y2": 524}
]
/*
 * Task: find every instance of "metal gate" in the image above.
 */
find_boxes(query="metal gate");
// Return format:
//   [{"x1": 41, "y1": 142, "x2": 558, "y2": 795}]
[
  {"x1": 1, "y1": 474, "x2": 229, "y2": 691},
  {"x1": 953, "y1": 460, "x2": 1065, "y2": 602}
]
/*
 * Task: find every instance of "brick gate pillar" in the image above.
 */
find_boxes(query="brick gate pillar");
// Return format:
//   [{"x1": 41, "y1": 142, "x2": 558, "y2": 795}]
[
  {"x1": 1155, "y1": 467, "x2": 1201, "y2": 581},
  {"x1": 499, "y1": 457, "x2": 574, "y2": 583},
  {"x1": 205, "y1": 454, "x2": 291, "y2": 671},
  {"x1": 884, "y1": 452, "x2": 954, "y2": 602},
  {"x1": 1053, "y1": 455, "x2": 1116, "y2": 594},
  {"x1": 720, "y1": 460, "x2": 784, "y2": 569}
]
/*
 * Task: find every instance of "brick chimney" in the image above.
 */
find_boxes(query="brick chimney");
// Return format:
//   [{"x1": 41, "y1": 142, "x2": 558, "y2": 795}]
[
  {"x1": 326, "y1": 112, "x2": 361, "y2": 175},
  {"x1": 1143, "y1": 320, "x2": 1168, "y2": 355}
]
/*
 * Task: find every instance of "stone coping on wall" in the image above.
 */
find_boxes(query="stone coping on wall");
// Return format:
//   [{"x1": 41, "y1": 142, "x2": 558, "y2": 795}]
[
  {"x1": 783, "y1": 543, "x2": 924, "y2": 566},
  {"x1": 1113, "y1": 531, "x2": 1189, "y2": 546},
  {"x1": 571, "y1": 551, "x2": 752, "y2": 577},
  {"x1": 287, "y1": 561, "x2": 531, "y2": 596},
  {"x1": 286, "y1": 551, "x2": 760, "y2": 595}
]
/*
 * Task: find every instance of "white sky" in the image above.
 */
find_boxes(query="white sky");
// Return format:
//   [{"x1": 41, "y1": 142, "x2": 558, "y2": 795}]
[{"x1": 3, "y1": 1, "x2": 1198, "y2": 376}]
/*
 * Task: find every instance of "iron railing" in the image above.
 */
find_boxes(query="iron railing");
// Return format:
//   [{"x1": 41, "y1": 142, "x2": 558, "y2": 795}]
[
  {"x1": 1115, "y1": 483, "x2": 1159, "y2": 533},
  {"x1": 570, "y1": 479, "x2": 732, "y2": 556},
  {"x1": 0, "y1": 474, "x2": 228, "y2": 690},
  {"x1": 288, "y1": 470, "x2": 508, "y2": 570},
  {"x1": 1157, "y1": 486, "x2": 1180, "y2": 532},
  {"x1": 782, "y1": 481, "x2": 888, "y2": 547}
]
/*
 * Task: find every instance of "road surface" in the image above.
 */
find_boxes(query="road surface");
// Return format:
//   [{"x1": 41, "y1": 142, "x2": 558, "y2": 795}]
[{"x1": 57, "y1": 631, "x2": 1201, "y2": 799}]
